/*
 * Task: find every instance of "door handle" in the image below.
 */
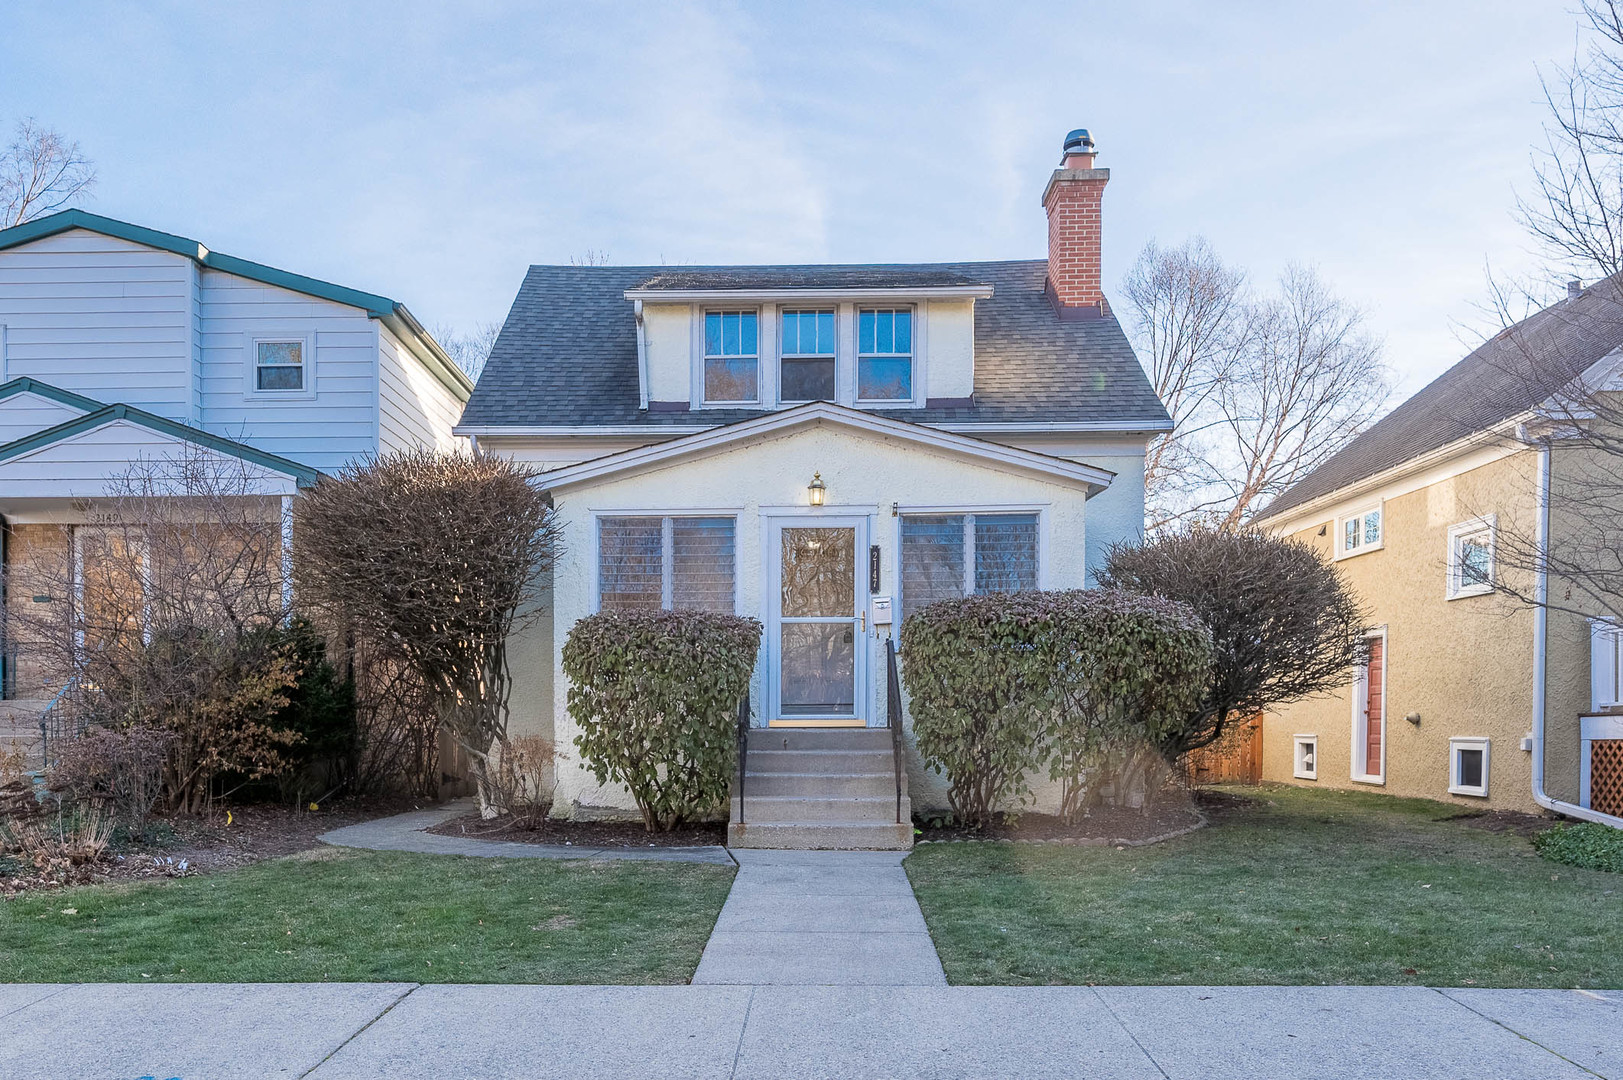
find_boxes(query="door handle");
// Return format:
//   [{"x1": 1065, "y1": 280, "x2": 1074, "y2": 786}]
[{"x1": 859, "y1": 611, "x2": 867, "y2": 633}]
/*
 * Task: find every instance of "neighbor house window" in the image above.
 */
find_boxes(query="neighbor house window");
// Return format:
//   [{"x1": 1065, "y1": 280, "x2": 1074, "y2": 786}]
[
  {"x1": 255, "y1": 340, "x2": 305, "y2": 391},
  {"x1": 899, "y1": 512, "x2": 1038, "y2": 619},
  {"x1": 1293, "y1": 735, "x2": 1318, "y2": 780},
  {"x1": 857, "y1": 307, "x2": 913, "y2": 401},
  {"x1": 703, "y1": 311, "x2": 759, "y2": 403},
  {"x1": 598, "y1": 516, "x2": 736, "y2": 613},
  {"x1": 1337, "y1": 504, "x2": 1382, "y2": 558},
  {"x1": 1448, "y1": 737, "x2": 1490, "y2": 797},
  {"x1": 1447, "y1": 517, "x2": 1495, "y2": 599},
  {"x1": 779, "y1": 309, "x2": 837, "y2": 403}
]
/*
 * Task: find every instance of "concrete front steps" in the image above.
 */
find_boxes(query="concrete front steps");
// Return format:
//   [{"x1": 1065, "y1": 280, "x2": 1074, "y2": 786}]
[{"x1": 728, "y1": 727, "x2": 913, "y2": 850}]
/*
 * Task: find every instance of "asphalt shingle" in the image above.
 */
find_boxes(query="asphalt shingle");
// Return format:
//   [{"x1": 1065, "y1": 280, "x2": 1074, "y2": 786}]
[
  {"x1": 459, "y1": 260, "x2": 1170, "y2": 430},
  {"x1": 1259, "y1": 280, "x2": 1623, "y2": 521}
]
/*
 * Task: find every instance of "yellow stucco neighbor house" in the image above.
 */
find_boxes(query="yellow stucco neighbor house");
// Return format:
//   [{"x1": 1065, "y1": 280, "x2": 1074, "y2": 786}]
[
  {"x1": 457, "y1": 130, "x2": 1173, "y2": 848},
  {"x1": 1254, "y1": 281, "x2": 1623, "y2": 828}
]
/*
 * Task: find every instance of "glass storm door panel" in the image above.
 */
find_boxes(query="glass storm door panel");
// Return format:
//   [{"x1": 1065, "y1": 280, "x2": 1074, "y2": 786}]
[{"x1": 778, "y1": 525, "x2": 859, "y2": 720}]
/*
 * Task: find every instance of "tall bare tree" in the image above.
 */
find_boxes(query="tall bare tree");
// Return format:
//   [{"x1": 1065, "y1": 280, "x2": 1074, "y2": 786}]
[
  {"x1": 432, "y1": 321, "x2": 501, "y2": 381},
  {"x1": 0, "y1": 118, "x2": 96, "y2": 227},
  {"x1": 1121, "y1": 239, "x2": 1248, "y2": 529},
  {"x1": 1124, "y1": 244, "x2": 1390, "y2": 529},
  {"x1": 1199, "y1": 266, "x2": 1390, "y2": 528}
]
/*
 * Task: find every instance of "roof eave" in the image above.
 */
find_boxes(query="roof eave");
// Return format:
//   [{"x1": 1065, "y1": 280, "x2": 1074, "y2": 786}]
[
  {"x1": 622, "y1": 285, "x2": 995, "y2": 302},
  {"x1": 531, "y1": 403, "x2": 1115, "y2": 497}
]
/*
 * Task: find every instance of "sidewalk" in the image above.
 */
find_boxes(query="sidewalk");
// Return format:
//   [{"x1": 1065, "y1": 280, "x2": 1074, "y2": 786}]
[
  {"x1": 692, "y1": 849, "x2": 946, "y2": 985},
  {"x1": 318, "y1": 800, "x2": 735, "y2": 865},
  {"x1": 0, "y1": 982, "x2": 1616, "y2": 1079}
]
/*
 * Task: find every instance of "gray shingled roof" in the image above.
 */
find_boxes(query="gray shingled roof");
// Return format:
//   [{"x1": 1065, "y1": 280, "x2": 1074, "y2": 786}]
[
  {"x1": 1259, "y1": 279, "x2": 1623, "y2": 521},
  {"x1": 460, "y1": 260, "x2": 1170, "y2": 430}
]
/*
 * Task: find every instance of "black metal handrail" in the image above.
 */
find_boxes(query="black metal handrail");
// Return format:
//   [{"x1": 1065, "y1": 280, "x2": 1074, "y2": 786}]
[
  {"x1": 735, "y1": 689, "x2": 751, "y2": 824},
  {"x1": 885, "y1": 637, "x2": 905, "y2": 824}
]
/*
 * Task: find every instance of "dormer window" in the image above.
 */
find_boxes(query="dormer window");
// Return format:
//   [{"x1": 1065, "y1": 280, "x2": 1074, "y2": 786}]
[
  {"x1": 857, "y1": 308, "x2": 913, "y2": 402},
  {"x1": 780, "y1": 309, "x2": 836, "y2": 403},
  {"x1": 703, "y1": 310, "x2": 758, "y2": 404}
]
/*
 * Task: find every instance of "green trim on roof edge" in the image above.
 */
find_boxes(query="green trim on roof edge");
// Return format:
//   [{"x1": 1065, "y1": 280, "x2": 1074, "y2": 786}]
[
  {"x1": 0, "y1": 401, "x2": 322, "y2": 488},
  {"x1": 0, "y1": 377, "x2": 105, "y2": 414},
  {"x1": 0, "y1": 210, "x2": 472, "y2": 403}
]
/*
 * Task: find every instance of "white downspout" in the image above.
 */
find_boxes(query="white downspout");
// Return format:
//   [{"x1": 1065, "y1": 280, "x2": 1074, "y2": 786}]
[
  {"x1": 1529, "y1": 438, "x2": 1623, "y2": 826},
  {"x1": 634, "y1": 300, "x2": 649, "y2": 411}
]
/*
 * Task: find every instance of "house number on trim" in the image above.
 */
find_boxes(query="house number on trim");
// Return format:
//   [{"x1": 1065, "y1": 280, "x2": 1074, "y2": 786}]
[{"x1": 869, "y1": 545, "x2": 881, "y2": 592}]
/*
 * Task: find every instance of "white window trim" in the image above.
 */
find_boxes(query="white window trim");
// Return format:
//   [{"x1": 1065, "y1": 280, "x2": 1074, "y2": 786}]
[
  {"x1": 1334, "y1": 502, "x2": 1384, "y2": 560},
  {"x1": 856, "y1": 304, "x2": 923, "y2": 408},
  {"x1": 1293, "y1": 734, "x2": 1319, "y2": 780},
  {"x1": 1590, "y1": 616, "x2": 1623, "y2": 711},
  {"x1": 1350, "y1": 626, "x2": 1387, "y2": 784},
  {"x1": 894, "y1": 504, "x2": 1049, "y2": 619},
  {"x1": 694, "y1": 308, "x2": 763, "y2": 408},
  {"x1": 588, "y1": 509, "x2": 742, "y2": 614},
  {"x1": 1446, "y1": 515, "x2": 1496, "y2": 600},
  {"x1": 244, "y1": 331, "x2": 316, "y2": 400},
  {"x1": 777, "y1": 306, "x2": 840, "y2": 406},
  {"x1": 1447, "y1": 736, "x2": 1491, "y2": 798}
]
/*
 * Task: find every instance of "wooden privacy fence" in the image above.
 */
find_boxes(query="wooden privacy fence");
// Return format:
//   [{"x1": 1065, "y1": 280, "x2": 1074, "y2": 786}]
[{"x1": 1183, "y1": 713, "x2": 1263, "y2": 785}]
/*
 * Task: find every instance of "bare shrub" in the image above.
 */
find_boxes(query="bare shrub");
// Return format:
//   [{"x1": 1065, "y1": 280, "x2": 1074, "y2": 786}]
[
  {"x1": 295, "y1": 451, "x2": 562, "y2": 818},
  {"x1": 1, "y1": 804, "x2": 114, "y2": 880},
  {"x1": 1100, "y1": 528, "x2": 1368, "y2": 759},
  {"x1": 492, "y1": 736, "x2": 560, "y2": 829},
  {"x1": 48, "y1": 725, "x2": 175, "y2": 833}
]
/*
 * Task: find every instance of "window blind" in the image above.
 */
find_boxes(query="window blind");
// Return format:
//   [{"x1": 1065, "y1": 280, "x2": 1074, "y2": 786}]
[
  {"x1": 899, "y1": 512, "x2": 1038, "y2": 620},
  {"x1": 599, "y1": 516, "x2": 736, "y2": 613}
]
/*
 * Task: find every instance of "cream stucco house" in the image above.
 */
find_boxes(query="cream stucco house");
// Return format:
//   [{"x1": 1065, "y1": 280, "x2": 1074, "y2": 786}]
[
  {"x1": 1255, "y1": 280, "x2": 1623, "y2": 828},
  {"x1": 0, "y1": 211, "x2": 472, "y2": 725},
  {"x1": 460, "y1": 130, "x2": 1172, "y2": 848}
]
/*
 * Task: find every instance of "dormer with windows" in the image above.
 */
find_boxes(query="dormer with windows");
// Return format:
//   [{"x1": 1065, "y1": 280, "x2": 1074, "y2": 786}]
[{"x1": 626, "y1": 273, "x2": 992, "y2": 414}]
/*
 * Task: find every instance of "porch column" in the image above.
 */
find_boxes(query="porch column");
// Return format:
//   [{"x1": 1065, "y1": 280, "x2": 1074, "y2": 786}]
[{"x1": 280, "y1": 494, "x2": 294, "y2": 613}]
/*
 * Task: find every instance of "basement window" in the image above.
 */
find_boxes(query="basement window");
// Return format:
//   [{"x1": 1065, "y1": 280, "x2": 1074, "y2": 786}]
[
  {"x1": 1448, "y1": 737, "x2": 1490, "y2": 798},
  {"x1": 1293, "y1": 735, "x2": 1318, "y2": 780}
]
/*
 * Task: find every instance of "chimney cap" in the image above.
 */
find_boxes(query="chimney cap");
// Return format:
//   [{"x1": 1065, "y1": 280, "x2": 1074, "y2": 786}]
[
  {"x1": 1063, "y1": 129, "x2": 1096, "y2": 156},
  {"x1": 1568, "y1": 279, "x2": 1583, "y2": 299}
]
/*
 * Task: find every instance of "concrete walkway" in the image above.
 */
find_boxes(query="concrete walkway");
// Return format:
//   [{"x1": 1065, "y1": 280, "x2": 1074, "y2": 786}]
[
  {"x1": 319, "y1": 800, "x2": 735, "y2": 865},
  {"x1": 1, "y1": 983, "x2": 1618, "y2": 1079},
  {"x1": 692, "y1": 849, "x2": 947, "y2": 985}
]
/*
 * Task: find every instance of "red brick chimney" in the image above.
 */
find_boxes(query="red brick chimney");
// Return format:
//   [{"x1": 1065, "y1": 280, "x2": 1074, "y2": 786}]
[{"x1": 1042, "y1": 128, "x2": 1109, "y2": 318}]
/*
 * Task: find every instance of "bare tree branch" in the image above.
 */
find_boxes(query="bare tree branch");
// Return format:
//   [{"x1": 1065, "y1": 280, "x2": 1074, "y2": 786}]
[{"x1": 0, "y1": 118, "x2": 96, "y2": 226}]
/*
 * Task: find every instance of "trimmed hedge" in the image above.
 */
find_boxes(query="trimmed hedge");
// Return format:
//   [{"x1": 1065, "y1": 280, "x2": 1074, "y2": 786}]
[
  {"x1": 563, "y1": 608, "x2": 761, "y2": 831},
  {"x1": 1533, "y1": 822, "x2": 1623, "y2": 874},
  {"x1": 898, "y1": 588, "x2": 1212, "y2": 825}
]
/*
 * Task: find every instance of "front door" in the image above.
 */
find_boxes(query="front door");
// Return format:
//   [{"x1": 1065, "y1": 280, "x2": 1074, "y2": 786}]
[
  {"x1": 1362, "y1": 635, "x2": 1385, "y2": 778},
  {"x1": 767, "y1": 517, "x2": 868, "y2": 726}
]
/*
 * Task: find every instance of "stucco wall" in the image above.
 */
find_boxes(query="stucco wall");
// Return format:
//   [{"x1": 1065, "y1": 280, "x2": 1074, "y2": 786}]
[
  {"x1": 511, "y1": 419, "x2": 1098, "y2": 817},
  {"x1": 1262, "y1": 451, "x2": 1551, "y2": 810}
]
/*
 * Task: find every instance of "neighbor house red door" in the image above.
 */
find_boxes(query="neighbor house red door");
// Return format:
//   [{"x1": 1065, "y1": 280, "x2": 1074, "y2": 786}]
[{"x1": 1364, "y1": 637, "x2": 1384, "y2": 777}]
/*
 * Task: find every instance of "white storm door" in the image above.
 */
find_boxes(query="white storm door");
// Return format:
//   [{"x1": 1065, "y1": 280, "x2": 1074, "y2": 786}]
[{"x1": 767, "y1": 516, "x2": 868, "y2": 726}]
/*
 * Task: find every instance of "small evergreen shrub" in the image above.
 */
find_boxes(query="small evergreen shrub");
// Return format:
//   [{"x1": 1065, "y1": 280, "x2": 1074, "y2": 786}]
[
  {"x1": 563, "y1": 608, "x2": 761, "y2": 831},
  {"x1": 1533, "y1": 822, "x2": 1623, "y2": 874},
  {"x1": 899, "y1": 589, "x2": 1213, "y2": 826},
  {"x1": 899, "y1": 591, "x2": 1052, "y2": 827}
]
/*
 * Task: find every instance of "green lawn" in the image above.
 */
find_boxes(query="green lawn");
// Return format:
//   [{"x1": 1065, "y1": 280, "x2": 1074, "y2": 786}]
[
  {"x1": 905, "y1": 784, "x2": 1623, "y2": 987},
  {"x1": 1, "y1": 848, "x2": 735, "y2": 983}
]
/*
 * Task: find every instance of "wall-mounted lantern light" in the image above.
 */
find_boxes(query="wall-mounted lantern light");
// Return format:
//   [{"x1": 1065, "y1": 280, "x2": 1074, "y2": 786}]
[{"x1": 808, "y1": 472, "x2": 826, "y2": 507}]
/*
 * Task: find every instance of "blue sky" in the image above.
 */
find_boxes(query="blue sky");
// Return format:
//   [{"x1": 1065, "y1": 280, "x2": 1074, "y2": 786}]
[{"x1": 0, "y1": 1, "x2": 1578, "y2": 395}]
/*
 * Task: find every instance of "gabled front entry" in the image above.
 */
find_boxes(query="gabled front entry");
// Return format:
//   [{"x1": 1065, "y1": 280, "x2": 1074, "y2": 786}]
[{"x1": 764, "y1": 514, "x2": 870, "y2": 727}]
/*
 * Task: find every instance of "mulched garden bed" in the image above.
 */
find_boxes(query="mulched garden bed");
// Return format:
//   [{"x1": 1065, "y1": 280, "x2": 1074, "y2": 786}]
[
  {"x1": 1439, "y1": 807, "x2": 1555, "y2": 839},
  {"x1": 427, "y1": 812, "x2": 727, "y2": 848},
  {"x1": 914, "y1": 795, "x2": 1207, "y2": 846},
  {"x1": 1, "y1": 795, "x2": 422, "y2": 896}
]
